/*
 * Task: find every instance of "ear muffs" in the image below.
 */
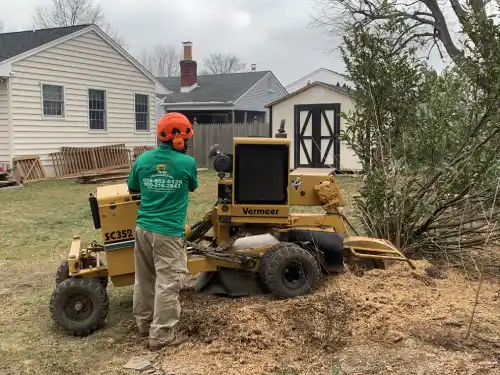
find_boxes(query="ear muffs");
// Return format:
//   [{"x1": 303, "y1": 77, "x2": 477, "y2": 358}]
[{"x1": 172, "y1": 137, "x2": 185, "y2": 151}]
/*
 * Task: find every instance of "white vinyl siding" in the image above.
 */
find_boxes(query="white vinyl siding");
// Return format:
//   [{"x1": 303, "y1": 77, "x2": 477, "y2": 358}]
[
  {"x1": 234, "y1": 73, "x2": 287, "y2": 122},
  {"x1": 9, "y1": 30, "x2": 156, "y2": 176},
  {"x1": 0, "y1": 80, "x2": 9, "y2": 166}
]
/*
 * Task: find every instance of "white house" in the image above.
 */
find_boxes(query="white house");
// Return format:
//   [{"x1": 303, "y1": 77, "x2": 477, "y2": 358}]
[
  {"x1": 0, "y1": 24, "x2": 169, "y2": 177},
  {"x1": 286, "y1": 68, "x2": 353, "y2": 94},
  {"x1": 157, "y1": 42, "x2": 288, "y2": 124},
  {"x1": 265, "y1": 81, "x2": 361, "y2": 172}
]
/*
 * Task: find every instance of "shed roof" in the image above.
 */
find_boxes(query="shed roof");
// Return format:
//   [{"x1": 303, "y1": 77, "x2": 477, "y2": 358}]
[
  {"x1": 158, "y1": 70, "x2": 270, "y2": 103},
  {"x1": 265, "y1": 81, "x2": 353, "y2": 108},
  {"x1": 0, "y1": 24, "x2": 90, "y2": 63}
]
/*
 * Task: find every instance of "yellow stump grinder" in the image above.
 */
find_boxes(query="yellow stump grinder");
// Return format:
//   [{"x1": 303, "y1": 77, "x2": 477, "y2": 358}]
[{"x1": 49, "y1": 134, "x2": 414, "y2": 336}]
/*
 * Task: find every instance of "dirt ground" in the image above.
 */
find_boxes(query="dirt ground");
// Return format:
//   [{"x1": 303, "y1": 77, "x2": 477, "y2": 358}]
[{"x1": 148, "y1": 259, "x2": 500, "y2": 375}]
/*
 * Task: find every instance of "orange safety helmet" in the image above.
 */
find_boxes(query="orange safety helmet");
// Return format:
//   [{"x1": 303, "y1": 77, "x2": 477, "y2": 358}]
[{"x1": 157, "y1": 112, "x2": 194, "y2": 151}]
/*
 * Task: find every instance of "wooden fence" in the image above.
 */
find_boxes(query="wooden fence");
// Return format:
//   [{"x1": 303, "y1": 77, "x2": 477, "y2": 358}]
[{"x1": 187, "y1": 122, "x2": 270, "y2": 168}]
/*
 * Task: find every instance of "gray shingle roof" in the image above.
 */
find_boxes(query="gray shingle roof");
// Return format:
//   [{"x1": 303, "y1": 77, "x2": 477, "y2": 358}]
[
  {"x1": 158, "y1": 70, "x2": 270, "y2": 103},
  {"x1": 0, "y1": 24, "x2": 90, "y2": 63}
]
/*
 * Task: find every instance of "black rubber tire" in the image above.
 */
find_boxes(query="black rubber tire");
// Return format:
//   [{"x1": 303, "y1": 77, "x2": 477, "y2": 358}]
[
  {"x1": 260, "y1": 242, "x2": 321, "y2": 299},
  {"x1": 55, "y1": 261, "x2": 70, "y2": 286},
  {"x1": 55, "y1": 257, "x2": 108, "y2": 288},
  {"x1": 50, "y1": 278, "x2": 109, "y2": 336}
]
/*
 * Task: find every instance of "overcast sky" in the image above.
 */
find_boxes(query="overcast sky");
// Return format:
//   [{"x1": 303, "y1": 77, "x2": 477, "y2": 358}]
[{"x1": 0, "y1": 0, "x2": 448, "y2": 86}]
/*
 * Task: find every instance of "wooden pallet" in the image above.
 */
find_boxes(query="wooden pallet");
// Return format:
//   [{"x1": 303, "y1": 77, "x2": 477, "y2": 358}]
[
  {"x1": 50, "y1": 144, "x2": 131, "y2": 178},
  {"x1": 133, "y1": 146, "x2": 154, "y2": 159},
  {"x1": 12, "y1": 156, "x2": 47, "y2": 183}
]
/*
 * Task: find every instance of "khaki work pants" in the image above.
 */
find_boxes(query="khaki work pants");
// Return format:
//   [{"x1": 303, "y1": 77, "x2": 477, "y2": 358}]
[{"x1": 133, "y1": 226, "x2": 188, "y2": 346}]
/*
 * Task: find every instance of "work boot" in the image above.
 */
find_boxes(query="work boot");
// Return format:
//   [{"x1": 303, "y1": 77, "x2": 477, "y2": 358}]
[
  {"x1": 148, "y1": 334, "x2": 189, "y2": 351},
  {"x1": 133, "y1": 326, "x2": 150, "y2": 339}
]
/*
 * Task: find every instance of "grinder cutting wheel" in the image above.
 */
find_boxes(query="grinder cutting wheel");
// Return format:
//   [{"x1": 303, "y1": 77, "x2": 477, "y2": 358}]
[{"x1": 127, "y1": 112, "x2": 198, "y2": 351}]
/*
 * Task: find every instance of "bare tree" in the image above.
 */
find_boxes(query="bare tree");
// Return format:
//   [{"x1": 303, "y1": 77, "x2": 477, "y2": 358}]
[
  {"x1": 202, "y1": 53, "x2": 246, "y2": 74},
  {"x1": 140, "y1": 50, "x2": 155, "y2": 74},
  {"x1": 0, "y1": 21, "x2": 4, "y2": 32},
  {"x1": 32, "y1": 0, "x2": 124, "y2": 46},
  {"x1": 153, "y1": 44, "x2": 181, "y2": 77},
  {"x1": 140, "y1": 44, "x2": 181, "y2": 77},
  {"x1": 32, "y1": 0, "x2": 104, "y2": 28},
  {"x1": 310, "y1": 0, "x2": 499, "y2": 65}
]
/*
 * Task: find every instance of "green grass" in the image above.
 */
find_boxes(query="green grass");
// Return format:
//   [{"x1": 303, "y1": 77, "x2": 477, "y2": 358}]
[{"x1": 0, "y1": 171, "x2": 359, "y2": 375}]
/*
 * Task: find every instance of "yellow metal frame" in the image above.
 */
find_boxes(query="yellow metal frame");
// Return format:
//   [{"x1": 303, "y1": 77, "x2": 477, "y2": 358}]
[{"x1": 63, "y1": 136, "x2": 415, "y2": 287}]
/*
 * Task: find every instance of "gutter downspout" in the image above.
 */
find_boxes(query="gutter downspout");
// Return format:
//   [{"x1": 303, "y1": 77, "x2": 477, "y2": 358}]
[{"x1": 7, "y1": 77, "x2": 13, "y2": 169}]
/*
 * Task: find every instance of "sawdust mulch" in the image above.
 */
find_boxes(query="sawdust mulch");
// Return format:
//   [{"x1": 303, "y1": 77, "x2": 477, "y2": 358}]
[{"x1": 158, "y1": 260, "x2": 500, "y2": 375}]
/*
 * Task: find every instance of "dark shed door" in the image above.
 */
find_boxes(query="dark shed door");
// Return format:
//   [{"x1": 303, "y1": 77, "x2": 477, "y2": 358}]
[{"x1": 294, "y1": 103, "x2": 340, "y2": 170}]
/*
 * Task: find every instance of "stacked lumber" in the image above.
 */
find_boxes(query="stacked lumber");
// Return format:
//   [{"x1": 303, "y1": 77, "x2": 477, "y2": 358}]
[
  {"x1": 75, "y1": 168, "x2": 131, "y2": 184},
  {"x1": 49, "y1": 144, "x2": 132, "y2": 178}
]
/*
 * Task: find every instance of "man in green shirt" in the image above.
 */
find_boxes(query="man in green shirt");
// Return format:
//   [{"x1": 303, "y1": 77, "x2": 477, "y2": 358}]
[{"x1": 127, "y1": 112, "x2": 198, "y2": 351}]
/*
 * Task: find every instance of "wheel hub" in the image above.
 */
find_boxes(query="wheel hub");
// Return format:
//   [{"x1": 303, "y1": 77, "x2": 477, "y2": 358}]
[
  {"x1": 65, "y1": 294, "x2": 93, "y2": 321},
  {"x1": 74, "y1": 301, "x2": 84, "y2": 311},
  {"x1": 281, "y1": 261, "x2": 307, "y2": 289}
]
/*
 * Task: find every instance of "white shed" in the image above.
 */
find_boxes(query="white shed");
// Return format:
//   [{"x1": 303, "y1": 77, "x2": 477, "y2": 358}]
[
  {"x1": 0, "y1": 24, "x2": 169, "y2": 176},
  {"x1": 265, "y1": 81, "x2": 361, "y2": 172}
]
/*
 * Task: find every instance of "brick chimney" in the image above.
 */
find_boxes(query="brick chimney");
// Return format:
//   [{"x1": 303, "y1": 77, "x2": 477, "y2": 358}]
[{"x1": 180, "y1": 41, "x2": 197, "y2": 93}]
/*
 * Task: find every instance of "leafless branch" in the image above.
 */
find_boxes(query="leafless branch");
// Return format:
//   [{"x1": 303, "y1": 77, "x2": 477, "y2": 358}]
[
  {"x1": 140, "y1": 44, "x2": 181, "y2": 77},
  {"x1": 202, "y1": 53, "x2": 246, "y2": 74},
  {"x1": 312, "y1": 0, "x2": 464, "y2": 61},
  {"x1": 31, "y1": 0, "x2": 124, "y2": 46}
]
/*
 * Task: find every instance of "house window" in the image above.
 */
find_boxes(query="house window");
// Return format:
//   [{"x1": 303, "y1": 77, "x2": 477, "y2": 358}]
[
  {"x1": 88, "y1": 89, "x2": 106, "y2": 131},
  {"x1": 135, "y1": 94, "x2": 149, "y2": 131},
  {"x1": 42, "y1": 84, "x2": 64, "y2": 117}
]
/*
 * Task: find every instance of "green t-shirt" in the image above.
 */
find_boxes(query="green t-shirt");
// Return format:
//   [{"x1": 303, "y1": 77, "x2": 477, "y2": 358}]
[{"x1": 127, "y1": 144, "x2": 199, "y2": 237}]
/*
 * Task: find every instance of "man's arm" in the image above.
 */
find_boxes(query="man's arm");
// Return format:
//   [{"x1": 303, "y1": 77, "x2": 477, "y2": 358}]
[
  {"x1": 188, "y1": 159, "x2": 199, "y2": 192},
  {"x1": 127, "y1": 161, "x2": 141, "y2": 193}
]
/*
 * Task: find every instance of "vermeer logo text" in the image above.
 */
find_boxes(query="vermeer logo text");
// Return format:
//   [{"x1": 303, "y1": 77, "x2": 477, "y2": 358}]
[{"x1": 242, "y1": 208, "x2": 280, "y2": 215}]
